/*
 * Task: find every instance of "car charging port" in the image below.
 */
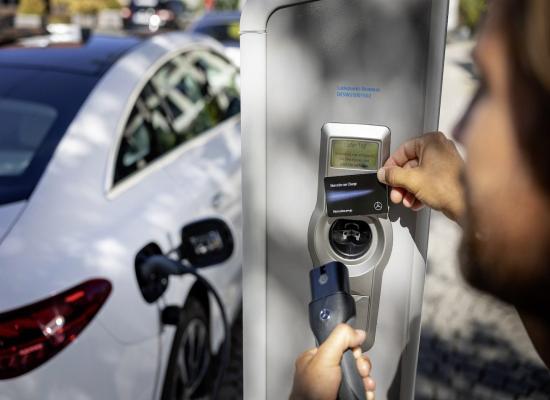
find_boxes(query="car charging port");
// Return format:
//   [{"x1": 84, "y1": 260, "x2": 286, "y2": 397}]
[{"x1": 329, "y1": 219, "x2": 372, "y2": 260}]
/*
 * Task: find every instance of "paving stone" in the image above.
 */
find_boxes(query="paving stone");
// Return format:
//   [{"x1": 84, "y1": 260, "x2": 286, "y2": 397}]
[
  {"x1": 415, "y1": 375, "x2": 436, "y2": 399},
  {"x1": 528, "y1": 391, "x2": 550, "y2": 400},
  {"x1": 503, "y1": 379, "x2": 530, "y2": 396},
  {"x1": 434, "y1": 384, "x2": 455, "y2": 400},
  {"x1": 471, "y1": 384, "x2": 497, "y2": 399}
]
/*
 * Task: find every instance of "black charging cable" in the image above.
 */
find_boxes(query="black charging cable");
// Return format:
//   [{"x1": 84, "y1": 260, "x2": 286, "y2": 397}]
[{"x1": 139, "y1": 255, "x2": 231, "y2": 400}]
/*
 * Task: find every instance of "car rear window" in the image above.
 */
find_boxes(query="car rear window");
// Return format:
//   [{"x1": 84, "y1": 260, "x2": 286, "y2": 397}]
[
  {"x1": 0, "y1": 99, "x2": 57, "y2": 177},
  {"x1": 0, "y1": 68, "x2": 100, "y2": 206}
]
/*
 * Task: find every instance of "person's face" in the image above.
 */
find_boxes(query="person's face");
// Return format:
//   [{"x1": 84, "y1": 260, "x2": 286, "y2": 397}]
[{"x1": 455, "y1": 16, "x2": 550, "y2": 315}]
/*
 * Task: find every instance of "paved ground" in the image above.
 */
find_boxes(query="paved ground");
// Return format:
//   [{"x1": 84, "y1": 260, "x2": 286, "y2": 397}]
[
  {"x1": 415, "y1": 40, "x2": 550, "y2": 400},
  {"x1": 217, "y1": 308, "x2": 243, "y2": 399}
]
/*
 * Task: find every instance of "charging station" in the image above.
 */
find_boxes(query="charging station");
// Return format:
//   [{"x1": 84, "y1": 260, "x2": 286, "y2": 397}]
[{"x1": 241, "y1": 1, "x2": 449, "y2": 398}]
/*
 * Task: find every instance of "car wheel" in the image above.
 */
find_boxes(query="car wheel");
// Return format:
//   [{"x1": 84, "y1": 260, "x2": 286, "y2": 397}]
[{"x1": 162, "y1": 296, "x2": 212, "y2": 400}]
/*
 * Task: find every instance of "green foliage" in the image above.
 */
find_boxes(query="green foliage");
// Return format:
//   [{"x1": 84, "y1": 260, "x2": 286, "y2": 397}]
[
  {"x1": 103, "y1": 0, "x2": 122, "y2": 10},
  {"x1": 69, "y1": 0, "x2": 100, "y2": 15},
  {"x1": 17, "y1": 0, "x2": 46, "y2": 15},
  {"x1": 48, "y1": 14, "x2": 71, "y2": 23},
  {"x1": 460, "y1": 0, "x2": 487, "y2": 30},
  {"x1": 214, "y1": 0, "x2": 239, "y2": 11},
  {"x1": 69, "y1": 0, "x2": 120, "y2": 15},
  {"x1": 17, "y1": 0, "x2": 121, "y2": 16}
]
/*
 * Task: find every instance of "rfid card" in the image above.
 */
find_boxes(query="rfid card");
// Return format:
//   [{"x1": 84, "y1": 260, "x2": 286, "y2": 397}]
[{"x1": 324, "y1": 173, "x2": 389, "y2": 217}]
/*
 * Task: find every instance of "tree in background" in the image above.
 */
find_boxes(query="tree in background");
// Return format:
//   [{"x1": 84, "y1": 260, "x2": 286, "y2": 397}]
[
  {"x1": 215, "y1": 0, "x2": 239, "y2": 10},
  {"x1": 460, "y1": 0, "x2": 487, "y2": 32},
  {"x1": 69, "y1": 0, "x2": 120, "y2": 15},
  {"x1": 17, "y1": 0, "x2": 46, "y2": 15},
  {"x1": 19, "y1": 0, "x2": 120, "y2": 16}
]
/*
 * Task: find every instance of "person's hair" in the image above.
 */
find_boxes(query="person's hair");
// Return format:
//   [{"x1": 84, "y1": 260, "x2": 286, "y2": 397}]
[{"x1": 496, "y1": 0, "x2": 550, "y2": 191}]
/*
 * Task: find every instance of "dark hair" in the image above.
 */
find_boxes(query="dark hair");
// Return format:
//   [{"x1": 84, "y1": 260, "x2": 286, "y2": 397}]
[{"x1": 497, "y1": 0, "x2": 550, "y2": 192}]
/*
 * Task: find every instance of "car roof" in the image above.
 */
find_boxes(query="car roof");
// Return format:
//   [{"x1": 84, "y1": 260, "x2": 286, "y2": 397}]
[
  {"x1": 0, "y1": 34, "x2": 143, "y2": 76},
  {"x1": 192, "y1": 10, "x2": 241, "y2": 26}
]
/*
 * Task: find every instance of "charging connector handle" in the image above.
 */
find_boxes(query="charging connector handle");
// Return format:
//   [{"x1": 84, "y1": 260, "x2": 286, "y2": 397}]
[{"x1": 309, "y1": 262, "x2": 366, "y2": 400}]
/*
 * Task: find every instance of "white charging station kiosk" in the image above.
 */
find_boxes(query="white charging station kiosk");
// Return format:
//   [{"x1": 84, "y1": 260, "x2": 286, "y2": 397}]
[{"x1": 241, "y1": 1, "x2": 449, "y2": 398}]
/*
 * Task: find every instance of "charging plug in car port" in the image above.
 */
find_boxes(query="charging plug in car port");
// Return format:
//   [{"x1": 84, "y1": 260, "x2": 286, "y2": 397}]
[{"x1": 329, "y1": 219, "x2": 372, "y2": 259}]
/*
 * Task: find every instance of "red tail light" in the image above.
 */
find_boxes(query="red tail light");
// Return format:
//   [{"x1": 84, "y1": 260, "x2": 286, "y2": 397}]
[
  {"x1": 157, "y1": 9, "x2": 174, "y2": 21},
  {"x1": 121, "y1": 7, "x2": 132, "y2": 18},
  {"x1": 0, "y1": 279, "x2": 112, "y2": 379}
]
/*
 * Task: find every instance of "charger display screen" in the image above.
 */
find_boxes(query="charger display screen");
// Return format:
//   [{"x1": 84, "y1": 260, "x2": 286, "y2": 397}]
[{"x1": 330, "y1": 139, "x2": 379, "y2": 171}]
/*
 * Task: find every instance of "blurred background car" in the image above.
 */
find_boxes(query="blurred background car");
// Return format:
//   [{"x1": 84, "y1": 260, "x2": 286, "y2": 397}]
[
  {"x1": 188, "y1": 10, "x2": 240, "y2": 66},
  {"x1": 0, "y1": 29, "x2": 242, "y2": 400},
  {"x1": 121, "y1": 0, "x2": 192, "y2": 32}
]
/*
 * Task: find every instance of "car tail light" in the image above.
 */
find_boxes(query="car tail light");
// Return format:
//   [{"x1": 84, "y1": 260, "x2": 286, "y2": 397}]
[
  {"x1": 157, "y1": 9, "x2": 174, "y2": 21},
  {"x1": 121, "y1": 7, "x2": 132, "y2": 18},
  {"x1": 0, "y1": 279, "x2": 112, "y2": 379}
]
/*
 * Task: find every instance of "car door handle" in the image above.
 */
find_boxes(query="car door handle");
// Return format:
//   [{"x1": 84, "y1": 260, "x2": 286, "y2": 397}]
[{"x1": 211, "y1": 192, "x2": 227, "y2": 209}]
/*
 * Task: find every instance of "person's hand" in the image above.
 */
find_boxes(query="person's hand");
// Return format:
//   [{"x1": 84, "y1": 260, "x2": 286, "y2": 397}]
[
  {"x1": 377, "y1": 132, "x2": 465, "y2": 222},
  {"x1": 290, "y1": 324, "x2": 376, "y2": 400}
]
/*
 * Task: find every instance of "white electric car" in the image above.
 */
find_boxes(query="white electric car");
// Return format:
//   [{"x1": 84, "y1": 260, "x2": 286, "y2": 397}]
[{"x1": 0, "y1": 31, "x2": 242, "y2": 400}]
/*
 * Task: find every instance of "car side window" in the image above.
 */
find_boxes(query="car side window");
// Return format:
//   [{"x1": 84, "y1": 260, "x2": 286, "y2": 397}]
[
  {"x1": 113, "y1": 49, "x2": 240, "y2": 186},
  {"x1": 113, "y1": 82, "x2": 175, "y2": 184},
  {"x1": 187, "y1": 50, "x2": 240, "y2": 121},
  {"x1": 114, "y1": 99, "x2": 152, "y2": 183}
]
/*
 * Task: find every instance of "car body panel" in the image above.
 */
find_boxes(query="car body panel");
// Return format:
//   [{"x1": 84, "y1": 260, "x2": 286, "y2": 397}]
[
  {"x1": 0, "y1": 35, "x2": 141, "y2": 76},
  {"x1": 0, "y1": 322, "x2": 159, "y2": 400},
  {"x1": 0, "y1": 201, "x2": 25, "y2": 245}
]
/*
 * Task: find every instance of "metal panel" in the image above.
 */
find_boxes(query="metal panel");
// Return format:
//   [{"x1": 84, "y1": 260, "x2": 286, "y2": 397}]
[
  {"x1": 241, "y1": 31, "x2": 268, "y2": 400},
  {"x1": 241, "y1": 0, "x2": 448, "y2": 398}
]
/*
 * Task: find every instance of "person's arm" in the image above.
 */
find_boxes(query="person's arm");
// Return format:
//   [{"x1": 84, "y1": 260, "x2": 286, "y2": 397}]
[
  {"x1": 377, "y1": 132, "x2": 465, "y2": 223},
  {"x1": 290, "y1": 324, "x2": 375, "y2": 400}
]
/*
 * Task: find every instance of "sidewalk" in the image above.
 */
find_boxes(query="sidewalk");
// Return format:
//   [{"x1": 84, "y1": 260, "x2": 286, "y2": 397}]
[{"x1": 416, "y1": 40, "x2": 550, "y2": 400}]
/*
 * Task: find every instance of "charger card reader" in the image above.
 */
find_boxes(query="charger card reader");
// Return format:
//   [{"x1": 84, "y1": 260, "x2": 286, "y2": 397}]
[
  {"x1": 321, "y1": 124, "x2": 390, "y2": 219},
  {"x1": 308, "y1": 123, "x2": 392, "y2": 351}
]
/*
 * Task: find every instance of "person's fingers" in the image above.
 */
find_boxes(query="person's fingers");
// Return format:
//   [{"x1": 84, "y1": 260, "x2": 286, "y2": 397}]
[
  {"x1": 383, "y1": 156, "x2": 398, "y2": 168},
  {"x1": 403, "y1": 191, "x2": 416, "y2": 208},
  {"x1": 364, "y1": 375, "x2": 376, "y2": 400},
  {"x1": 377, "y1": 166, "x2": 421, "y2": 193},
  {"x1": 402, "y1": 159, "x2": 420, "y2": 208},
  {"x1": 383, "y1": 138, "x2": 421, "y2": 168},
  {"x1": 403, "y1": 158, "x2": 419, "y2": 169},
  {"x1": 352, "y1": 347, "x2": 362, "y2": 359},
  {"x1": 364, "y1": 376, "x2": 376, "y2": 392},
  {"x1": 356, "y1": 355, "x2": 371, "y2": 377},
  {"x1": 411, "y1": 199, "x2": 426, "y2": 211},
  {"x1": 403, "y1": 160, "x2": 424, "y2": 210},
  {"x1": 387, "y1": 157, "x2": 418, "y2": 205},
  {"x1": 362, "y1": 354, "x2": 372, "y2": 374},
  {"x1": 315, "y1": 325, "x2": 366, "y2": 366},
  {"x1": 390, "y1": 187, "x2": 406, "y2": 204},
  {"x1": 295, "y1": 348, "x2": 317, "y2": 370}
]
